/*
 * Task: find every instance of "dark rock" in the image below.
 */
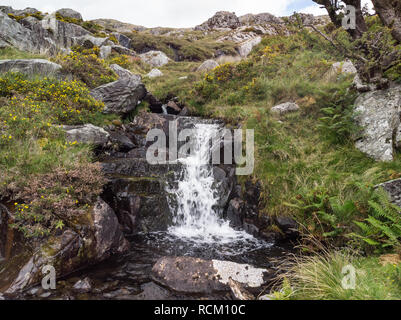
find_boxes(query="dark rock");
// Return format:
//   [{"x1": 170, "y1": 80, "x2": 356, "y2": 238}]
[
  {"x1": 111, "y1": 45, "x2": 136, "y2": 56},
  {"x1": 112, "y1": 32, "x2": 131, "y2": 49},
  {"x1": 275, "y1": 216, "x2": 298, "y2": 238},
  {"x1": 90, "y1": 76, "x2": 147, "y2": 116},
  {"x1": 144, "y1": 93, "x2": 164, "y2": 113},
  {"x1": 0, "y1": 204, "x2": 10, "y2": 262},
  {"x1": 376, "y1": 178, "x2": 401, "y2": 208},
  {"x1": 178, "y1": 107, "x2": 190, "y2": 116},
  {"x1": 152, "y1": 256, "x2": 269, "y2": 294},
  {"x1": 108, "y1": 131, "x2": 136, "y2": 152}
]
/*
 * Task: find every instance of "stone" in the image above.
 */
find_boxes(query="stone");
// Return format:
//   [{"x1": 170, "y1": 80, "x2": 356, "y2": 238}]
[
  {"x1": 73, "y1": 34, "x2": 110, "y2": 49},
  {"x1": 92, "y1": 198, "x2": 130, "y2": 260},
  {"x1": 166, "y1": 101, "x2": 181, "y2": 114},
  {"x1": 110, "y1": 64, "x2": 140, "y2": 80},
  {"x1": 354, "y1": 86, "x2": 401, "y2": 161},
  {"x1": 331, "y1": 60, "x2": 358, "y2": 75},
  {"x1": 56, "y1": 8, "x2": 83, "y2": 21},
  {"x1": 228, "y1": 278, "x2": 255, "y2": 300},
  {"x1": 73, "y1": 277, "x2": 92, "y2": 293},
  {"x1": 111, "y1": 45, "x2": 136, "y2": 56},
  {"x1": 195, "y1": 11, "x2": 241, "y2": 31},
  {"x1": 0, "y1": 11, "x2": 56, "y2": 54},
  {"x1": 90, "y1": 76, "x2": 147, "y2": 116},
  {"x1": 239, "y1": 12, "x2": 283, "y2": 25},
  {"x1": 196, "y1": 59, "x2": 219, "y2": 72},
  {"x1": 0, "y1": 59, "x2": 62, "y2": 77},
  {"x1": 238, "y1": 36, "x2": 262, "y2": 57},
  {"x1": 99, "y1": 45, "x2": 112, "y2": 59},
  {"x1": 62, "y1": 124, "x2": 110, "y2": 147},
  {"x1": 275, "y1": 216, "x2": 298, "y2": 238},
  {"x1": 376, "y1": 178, "x2": 401, "y2": 208},
  {"x1": 41, "y1": 12, "x2": 91, "y2": 49},
  {"x1": 147, "y1": 68, "x2": 163, "y2": 78},
  {"x1": 139, "y1": 51, "x2": 170, "y2": 67},
  {"x1": 112, "y1": 32, "x2": 131, "y2": 49},
  {"x1": 152, "y1": 256, "x2": 270, "y2": 294},
  {"x1": 271, "y1": 102, "x2": 300, "y2": 115}
]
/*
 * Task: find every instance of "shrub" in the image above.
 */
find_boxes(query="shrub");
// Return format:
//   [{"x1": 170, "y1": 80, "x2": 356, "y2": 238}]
[{"x1": 54, "y1": 47, "x2": 117, "y2": 88}]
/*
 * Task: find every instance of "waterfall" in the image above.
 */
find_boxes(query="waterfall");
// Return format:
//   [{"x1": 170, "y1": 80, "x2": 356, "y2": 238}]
[{"x1": 167, "y1": 123, "x2": 255, "y2": 244}]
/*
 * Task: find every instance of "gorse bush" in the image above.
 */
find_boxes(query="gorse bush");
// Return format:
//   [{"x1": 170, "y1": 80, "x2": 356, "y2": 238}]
[{"x1": 54, "y1": 46, "x2": 117, "y2": 88}]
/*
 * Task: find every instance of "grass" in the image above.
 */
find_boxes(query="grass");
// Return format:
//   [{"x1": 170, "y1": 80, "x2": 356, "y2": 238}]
[
  {"x1": 273, "y1": 250, "x2": 401, "y2": 300},
  {"x1": 0, "y1": 47, "x2": 45, "y2": 60}
]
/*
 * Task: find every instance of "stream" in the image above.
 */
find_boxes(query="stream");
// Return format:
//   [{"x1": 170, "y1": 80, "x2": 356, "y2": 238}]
[{"x1": 14, "y1": 117, "x2": 291, "y2": 300}]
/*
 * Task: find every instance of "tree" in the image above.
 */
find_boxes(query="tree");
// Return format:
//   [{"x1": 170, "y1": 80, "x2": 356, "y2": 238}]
[
  {"x1": 312, "y1": 0, "x2": 367, "y2": 39},
  {"x1": 371, "y1": 0, "x2": 401, "y2": 43}
]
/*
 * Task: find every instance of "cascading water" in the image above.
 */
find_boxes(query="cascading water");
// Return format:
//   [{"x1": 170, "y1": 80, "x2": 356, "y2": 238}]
[{"x1": 167, "y1": 122, "x2": 266, "y2": 249}]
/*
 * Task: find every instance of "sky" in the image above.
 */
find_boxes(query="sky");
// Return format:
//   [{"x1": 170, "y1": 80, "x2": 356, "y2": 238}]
[{"x1": 1, "y1": 0, "x2": 373, "y2": 28}]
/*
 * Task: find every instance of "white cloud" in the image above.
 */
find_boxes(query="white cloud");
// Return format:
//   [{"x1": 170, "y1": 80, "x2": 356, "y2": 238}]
[{"x1": 1, "y1": 0, "x2": 373, "y2": 28}]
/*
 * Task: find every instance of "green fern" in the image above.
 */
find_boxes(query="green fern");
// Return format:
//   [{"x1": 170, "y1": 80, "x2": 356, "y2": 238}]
[{"x1": 350, "y1": 188, "x2": 401, "y2": 251}]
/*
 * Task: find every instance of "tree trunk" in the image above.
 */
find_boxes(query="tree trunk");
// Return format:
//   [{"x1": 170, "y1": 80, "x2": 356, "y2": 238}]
[{"x1": 371, "y1": 0, "x2": 401, "y2": 42}]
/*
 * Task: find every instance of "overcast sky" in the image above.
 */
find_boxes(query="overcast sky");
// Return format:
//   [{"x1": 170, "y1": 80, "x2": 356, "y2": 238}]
[{"x1": 2, "y1": 0, "x2": 373, "y2": 28}]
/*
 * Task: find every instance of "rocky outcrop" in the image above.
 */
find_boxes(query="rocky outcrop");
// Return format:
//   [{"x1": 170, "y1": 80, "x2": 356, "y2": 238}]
[
  {"x1": 112, "y1": 32, "x2": 131, "y2": 49},
  {"x1": 196, "y1": 59, "x2": 219, "y2": 72},
  {"x1": 147, "y1": 68, "x2": 163, "y2": 78},
  {"x1": 3, "y1": 198, "x2": 129, "y2": 295},
  {"x1": 354, "y1": 86, "x2": 401, "y2": 162},
  {"x1": 56, "y1": 8, "x2": 83, "y2": 21},
  {"x1": 0, "y1": 59, "x2": 62, "y2": 77},
  {"x1": 73, "y1": 34, "x2": 112, "y2": 49},
  {"x1": 91, "y1": 19, "x2": 146, "y2": 33},
  {"x1": 271, "y1": 102, "x2": 300, "y2": 115},
  {"x1": 0, "y1": 11, "x2": 56, "y2": 54},
  {"x1": 90, "y1": 76, "x2": 147, "y2": 116},
  {"x1": 62, "y1": 124, "x2": 110, "y2": 147},
  {"x1": 151, "y1": 256, "x2": 270, "y2": 294},
  {"x1": 239, "y1": 13, "x2": 283, "y2": 25},
  {"x1": 195, "y1": 11, "x2": 241, "y2": 31},
  {"x1": 238, "y1": 36, "x2": 262, "y2": 57},
  {"x1": 139, "y1": 51, "x2": 170, "y2": 67},
  {"x1": 376, "y1": 178, "x2": 401, "y2": 208}
]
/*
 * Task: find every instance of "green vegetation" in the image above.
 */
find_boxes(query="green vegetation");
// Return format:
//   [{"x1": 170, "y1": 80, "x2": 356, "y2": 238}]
[
  {"x1": 126, "y1": 30, "x2": 238, "y2": 61},
  {"x1": 8, "y1": 11, "x2": 45, "y2": 22},
  {"x1": 273, "y1": 251, "x2": 401, "y2": 300},
  {"x1": 0, "y1": 47, "x2": 44, "y2": 60}
]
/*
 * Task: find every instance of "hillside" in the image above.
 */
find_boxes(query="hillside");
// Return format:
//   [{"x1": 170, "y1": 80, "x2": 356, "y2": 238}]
[{"x1": 0, "y1": 4, "x2": 401, "y2": 301}]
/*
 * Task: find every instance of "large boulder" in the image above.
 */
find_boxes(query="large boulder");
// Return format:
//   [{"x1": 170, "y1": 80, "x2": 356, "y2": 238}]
[
  {"x1": 62, "y1": 124, "x2": 110, "y2": 147},
  {"x1": 151, "y1": 256, "x2": 270, "y2": 294},
  {"x1": 3, "y1": 198, "x2": 129, "y2": 295},
  {"x1": 195, "y1": 11, "x2": 241, "y2": 31},
  {"x1": 196, "y1": 59, "x2": 219, "y2": 72},
  {"x1": 354, "y1": 86, "x2": 401, "y2": 161},
  {"x1": 139, "y1": 51, "x2": 170, "y2": 67},
  {"x1": 112, "y1": 32, "x2": 131, "y2": 49},
  {"x1": 0, "y1": 59, "x2": 62, "y2": 77},
  {"x1": 56, "y1": 8, "x2": 83, "y2": 21},
  {"x1": 0, "y1": 11, "x2": 56, "y2": 54},
  {"x1": 73, "y1": 34, "x2": 111, "y2": 49},
  {"x1": 90, "y1": 76, "x2": 147, "y2": 116},
  {"x1": 238, "y1": 36, "x2": 262, "y2": 57}
]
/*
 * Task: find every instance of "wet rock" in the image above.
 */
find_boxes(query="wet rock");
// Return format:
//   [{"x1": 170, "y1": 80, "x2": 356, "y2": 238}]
[
  {"x1": 152, "y1": 256, "x2": 270, "y2": 294},
  {"x1": 197, "y1": 59, "x2": 219, "y2": 72},
  {"x1": 133, "y1": 282, "x2": 170, "y2": 300},
  {"x1": 139, "y1": 51, "x2": 170, "y2": 67},
  {"x1": 195, "y1": 11, "x2": 241, "y2": 31},
  {"x1": 166, "y1": 101, "x2": 181, "y2": 114},
  {"x1": 354, "y1": 85, "x2": 401, "y2": 161},
  {"x1": 92, "y1": 198, "x2": 130, "y2": 260},
  {"x1": 56, "y1": 8, "x2": 83, "y2": 21},
  {"x1": 90, "y1": 76, "x2": 147, "y2": 116},
  {"x1": 73, "y1": 277, "x2": 92, "y2": 293},
  {"x1": 238, "y1": 36, "x2": 262, "y2": 57},
  {"x1": 147, "y1": 68, "x2": 163, "y2": 78},
  {"x1": 62, "y1": 124, "x2": 110, "y2": 147},
  {"x1": 275, "y1": 216, "x2": 298, "y2": 238},
  {"x1": 271, "y1": 102, "x2": 300, "y2": 115}
]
